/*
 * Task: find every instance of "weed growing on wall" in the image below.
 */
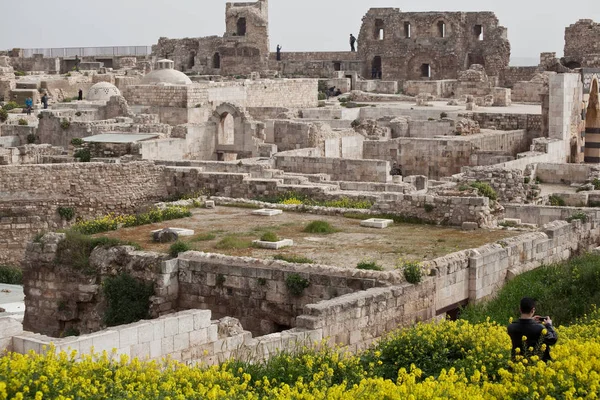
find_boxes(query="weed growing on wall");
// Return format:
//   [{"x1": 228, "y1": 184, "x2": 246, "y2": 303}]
[
  {"x1": 1, "y1": 101, "x2": 20, "y2": 111},
  {"x1": 103, "y1": 273, "x2": 154, "y2": 327},
  {"x1": 548, "y1": 195, "x2": 566, "y2": 206},
  {"x1": 60, "y1": 119, "x2": 71, "y2": 129},
  {"x1": 285, "y1": 273, "x2": 310, "y2": 297},
  {"x1": 169, "y1": 241, "x2": 191, "y2": 258},
  {"x1": 0, "y1": 265, "x2": 23, "y2": 284},
  {"x1": 57, "y1": 207, "x2": 75, "y2": 221},
  {"x1": 399, "y1": 260, "x2": 423, "y2": 284},
  {"x1": 18, "y1": 118, "x2": 28, "y2": 126},
  {"x1": 70, "y1": 138, "x2": 84, "y2": 146},
  {"x1": 470, "y1": 182, "x2": 497, "y2": 201},
  {"x1": 566, "y1": 212, "x2": 588, "y2": 223},
  {"x1": 273, "y1": 254, "x2": 314, "y2": 264},
  {"x1": 74, "y1": 148, "x2": 91, "y2": 162},
  {"x1": 0, "y1": 108, "x2": 7, "y2": 122}
]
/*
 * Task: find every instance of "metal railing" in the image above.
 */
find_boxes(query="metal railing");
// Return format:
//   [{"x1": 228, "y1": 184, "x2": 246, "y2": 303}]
[{"x1": 20, "y1": 46, "x2": 152, "y2": 58}]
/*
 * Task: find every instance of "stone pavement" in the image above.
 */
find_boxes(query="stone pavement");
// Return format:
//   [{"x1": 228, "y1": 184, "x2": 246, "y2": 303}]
[{"x1": 0, "y1": 283, "x2": 24, "y2": 322}]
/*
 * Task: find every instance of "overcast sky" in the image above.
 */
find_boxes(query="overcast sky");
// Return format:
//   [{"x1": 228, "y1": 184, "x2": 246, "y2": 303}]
[{"x1": 1, "y1": 0, "x2": 599, "y2": 64}]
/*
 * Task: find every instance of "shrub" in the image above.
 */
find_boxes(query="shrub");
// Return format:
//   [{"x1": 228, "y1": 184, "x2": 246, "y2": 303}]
[
  {"x1": 303, "y1": 220, "x2": 338, "y2": 234},
  {"x1": 524, "y1": 177, "x2": 530, "y2": 184},
  {"x1": 74, "y1": 148, "x2": 91, "y2": 162},
  {"x1": 351, "y1": 119, "x2": 361, "y2": 128},
  {"x1": 2, "y1": 101, "x2": 20, "y2": 111},
  {"x1": 57, "y1": 207, "x2": 75, "y2": 221},
  {"x1": 169, "y1": 241, "x2": 191, "y2": 258},
  {"x1": 26, "y1": 133, "x2": 36, "y2": 144},
  {"x1": 216, "y1": 274, "x2": 226, "y2": 287},
  {"x1": 470, "y1": 181, "x2": 497, "y2": 201},
  {"x1": 18, "y1": 118, "x2": 28, "y2": 126},
  {"x1": 317, "y1": 92, "x2": 327, "y2": 101},
  {"x1": 60, "y1": 119, "x2": 71, "y2": 129},
  {"x1": 567, "y1": 212, "x2": 588, "y2": 223},
  {"x1": 285, "y1": 273, "x2": 310, "y2": 296},
  {"x1": 440, "y1": 112, "x2": 448, "y2": 118},
  {"x1": 593, "y1": 178, "x2": 600, "y2": 190},
  {"x1": 322, "y1": 197, "x2": 373, "y2": 209},
  {"x1": 103, "y1": 273, "x2": 154, "y2": 327},
  {"x1": 549, "y1": 195, "x2": 566, "y2": 206},
  {"x1": 260, "y1": 231, "x2": 280, "y2": 242},
  {"x1": 192, "y1": 233, "x2": 216, "y2": 242},
  {"x1": 273, "y1": 254, "x2": 314, "y2": 264},
  {"x1": 70, "y1": 138, "x2": 84, "y2": 146},
  {"x1": 0, "y1": 265, "x2": 23, "y2": 284},
  {"x1": 14, "y1": 70, "x2": 26, "y2": 76},
  {"x1": 356, "y1": 260, "x2": 383, "y2": 271},
  {"x1": 400, "y1": 260, "x2": 423, "y2": 284},
  {"x1": 0, "y1": 108, "x2": 7, "y2": 122},
  {"x1": 424, "y1": 203, "x2": 435, "y2": 213},
  {"x1": 214, "y1": 236, "x2": 252, "y2": 250}
]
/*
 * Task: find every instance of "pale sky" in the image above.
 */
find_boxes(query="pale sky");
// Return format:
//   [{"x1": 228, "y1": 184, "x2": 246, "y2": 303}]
[{"x1": 1, "y1": 0, "x2": 599, "y2": 64}]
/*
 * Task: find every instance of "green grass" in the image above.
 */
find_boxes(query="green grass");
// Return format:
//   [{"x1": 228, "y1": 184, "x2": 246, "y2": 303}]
[
  {"x1": 260, "y1": 231, "x2": 280, "y2": 242},
  {"x1": 214, "y1": 236, "x2": 253, "y2": 250},
  {"x1": 356, "y1": 260, "x2": 383, "y2": 271},
  {"x1": 0, "y1": 265, "x2": 23, "y2": 284},
  {"x1": 303, "y1": 221, "x2": 338, "y2": 234},
  {"x1": 191, "y1": 233, "x2": 217, "y2": 242},
  {"x1": 460, "y1": 253, "x2": 600, "y2": 326},
  {"x1": 273, "y1": 254, "x2": 315, "y2": 264},
  {"x1": 169, "y1": 241, "x2": 191, "y2": 258}
]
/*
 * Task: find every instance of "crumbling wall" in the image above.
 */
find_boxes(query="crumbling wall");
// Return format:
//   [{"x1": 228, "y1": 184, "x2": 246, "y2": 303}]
[
  {"x1": 274, "y1": 155, "x2": 390, "y2": 183},
  {"x1": 457, "y1": 166, "x2": 528, "y2": 203},
  {"x1": 565, "y1": 20, "x2": 600, "y2": 68}
]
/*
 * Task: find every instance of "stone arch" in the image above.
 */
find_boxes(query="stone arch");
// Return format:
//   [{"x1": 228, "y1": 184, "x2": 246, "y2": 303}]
[{"x1": 585, "y1": 78, "x2": 600, "y2": 163}]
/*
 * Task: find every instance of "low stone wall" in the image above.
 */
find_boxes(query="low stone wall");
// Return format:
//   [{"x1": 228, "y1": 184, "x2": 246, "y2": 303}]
[
  {"x1": 355, "y1": 80, "x2": 398, "y2": 94},
  {"x1": 501, "y1": 66, "x2": 539, "y2": 88},
  {"x1": 504, "y1": 205, "x2": 600, "y2": 226},
  {"x1": 403, "y1": 80, "x2": 457, "y2": 97},
  {"x1": 457, "y1": 166, "x2": 528, "y2": 203},
  {"x1": 465, "y1": 112, "x2": 543, "y2": 133},
  {"x1": 274, "y1": 155, "x2": 390, "y2": 183},
  {"x1": 535, "y1": 163, "x2": 596, "y2": 184}
]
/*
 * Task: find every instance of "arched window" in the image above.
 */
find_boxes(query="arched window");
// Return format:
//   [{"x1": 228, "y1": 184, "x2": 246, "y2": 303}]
[
  {"x1": 218, "y1": 113, "x2": 235, "y2": 145},
  {"x1": 374, "y1": 19, "x2": 384, "y2": 40},
  {"x1": 213, "y1": 53, "x2": 221, "y2": 69},
  {"x1": 237, "y1": 18, "x2": 247, "y2": 36}
]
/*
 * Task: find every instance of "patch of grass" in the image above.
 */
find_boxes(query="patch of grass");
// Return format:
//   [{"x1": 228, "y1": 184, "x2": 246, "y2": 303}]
[
  {"x1": 0, "y1": 265, "x2": 23, "y2": 284},
  {"x1": 549, "y1": 195, "x2": 566, "y2": 207},
  {"x1": 70, "y1": 138, "x2": 84, "y2": 146},
  {"x1": 303, "y1": 220, "x2": 338, "y2": 234},
  {"x1": 566, "y1": 212, "x2": 588, "y2": 223},
  {"x1": 192, "y1": 233, "x2": 217, "y2": 242},
  {"x1": 285, "y1": 273, "x2": 310, "y2": 297},
  {"x1": 221, "y1": 203, "x2": 261, "y2": 210},
  {"x1": 460, "y1": 253, "x2": 600, "y2": 327},
  {"x1": 169, "y1": 241, "x2": 191, "y2": 258},
  {"x1": 57, "y1": 206, "x2": 75, "y2": 221},
  {"x1": 214, "y1": 236, "x2": 253, "y2": 250},
  {"x1": 470, "y1": 182, "x2": 498, "y2": 201},
  {"x1": 356, "y1": 260, "x2": 383, "y2": 271},
  {"x1": 273, "y1": 254, "x2": 315, "y2": 264},
  {"x1": 18, "y1": 118, "x2": 28, "y2": 126},
  {"x1": 260, "y1": 231, "x2": 280, "y2": 242},
  {"x1": 0, "y1": 108, "x2": 7, "y2": 122}
]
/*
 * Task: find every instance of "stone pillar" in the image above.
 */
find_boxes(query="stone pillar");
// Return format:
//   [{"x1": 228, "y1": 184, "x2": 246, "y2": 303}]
[
  {"x1": 548, "y1": 73, "x2": 583, "y2": 162},
  {"x1": 585, "y1": 79, "x2": 600, "y2": 163}
]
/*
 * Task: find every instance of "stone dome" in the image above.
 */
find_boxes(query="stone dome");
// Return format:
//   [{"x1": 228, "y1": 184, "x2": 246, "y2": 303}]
[
  {"x1": 87, "y1": 82, "x2": 121, "y2": 101},
  {"x1": 141, "y1": 59, "x2": 192, "y2": 85}
]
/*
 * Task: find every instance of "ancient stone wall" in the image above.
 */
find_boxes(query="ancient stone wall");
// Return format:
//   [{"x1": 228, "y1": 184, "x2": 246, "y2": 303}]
[
  {"x1": 0, "y1": 144, "x2": 66, "y2": 165},
  {"x1": 358, "y1": 9, "x2": 510, "y2": 82},
  {"x1": 501, "y1": 66, "x2": 539, "y2": 88},
  {"x1": 274, "y1": 156, "x2": 390, "y2": 183},
  {"x1": 457, "y1": 166, "x2": 527, "y2": 203},
  {"x1": 465, "y1": 112, "x2": 542, "y2": 132},
  {"x1": 9, "y1": 55, "x2": 60, "y2": 73},
  {"x1": 564, "y1": 20, "x2": 600, "y2": 68}
]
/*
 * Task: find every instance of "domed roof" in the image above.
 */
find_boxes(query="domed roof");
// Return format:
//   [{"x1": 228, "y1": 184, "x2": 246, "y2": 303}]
[
  {"x1": 141, "y1": 59, "x2": 192, "y2": 85},
  {"x1": 87, "y1": 81, "x2": 121, "y2": 101}
]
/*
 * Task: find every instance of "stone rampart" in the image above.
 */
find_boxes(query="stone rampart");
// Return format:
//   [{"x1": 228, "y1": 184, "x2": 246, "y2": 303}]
[
  {"x1": 501, "y1": 66, "x2": 539, "y2": 88},
  {"x1": 273, "y1": 156, "x2": 390, "y2": 183}
]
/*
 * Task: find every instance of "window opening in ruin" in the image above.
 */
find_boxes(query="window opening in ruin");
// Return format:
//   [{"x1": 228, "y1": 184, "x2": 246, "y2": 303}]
[
  {"x1": 189, "y1": 52, "x2": 196, "y2": 69},
  {"x1": 333, "y1": 62, "x2": 341, "y2": 71},
  {"x1": 438, "y1": 21, "x2": 446, "y2": 38},
  {"x1": 404, "y1": 22, "x2": 411, "y2": 38},
  {"x1": 372, "y1": 56, "x2": 382, "y2": 79},
  {"x1": 346, "y1": 75, "x2": 354, "y2": 90},
  {"x1": 237, "y1": 18, "x2": 247, "y2": 36},
  {"x1": 421, "y1": 63, "x2": 431, "y2": 78},
  {"x1": 474, "y1": 25, "x2": 484, "y2": 41},
  {"x1": 218, "y1": 112, "x2": 235, "y2": 145},
  {"x1": 213, "y1": 53, "x2": 221, "y2": 69},
  {"x1": 374, "y1": 19, "x2": 385, "y2": 40}
]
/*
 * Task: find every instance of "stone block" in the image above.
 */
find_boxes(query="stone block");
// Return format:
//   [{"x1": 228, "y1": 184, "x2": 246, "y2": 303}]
[
  {"x1": 137, "y1": 323, "x2": 154, "y2": 344},
  {"x1": 173, "y1": 333, "x2": 190, "y2": 352},
  {"x1": 119, "y1": 326, "x2": 138, "y2": 349},
  {"x1": 252, "y1": 209, "x2": 283, "y2": 217},
  {"x1": 205, "y1": 200, "x2": 215, "y2": 209},
  {"x1": 164, "y1": 319, "x2": 179, "y2": 337},
  {"x1": 178, "y1": 314, "x2": 195, "y2": 334},
  {"x1": 194, "y1": 310, "x2": 212, "y2": 330},
  {"x1": 92, "y1": 331, "x2": 119, "y2": 354},
  {"x1": 252, "y1": 239, "x2": 293, "y2": 249},
  {"x1": 360, "y1": 218, "x2": 394, "y2": 229}
]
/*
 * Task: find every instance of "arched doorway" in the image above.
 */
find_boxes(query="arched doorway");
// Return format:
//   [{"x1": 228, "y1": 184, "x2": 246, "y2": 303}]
[
  {"x1": 237, "y1": 18, "x2": 247, "y2": 36},
  {"x1": 372, "y1": 56, "x2": 382, "y2": 79},
  {"x1": 585, "y1": 78, "x2": 600, "y2": 163},
  {"x1": 218, "y1": 112, "x2": 235, "y2": 146},
  {"x1": 213, "y1": 53, "x2": 221, "y2": 69}
]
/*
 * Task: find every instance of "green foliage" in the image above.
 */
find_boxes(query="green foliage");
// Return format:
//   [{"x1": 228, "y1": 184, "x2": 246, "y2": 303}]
[
  {"x1": 70, "y1": 138, "x2": 84, "y2": 146},
  {"x1": 356, "y1": 260, "x2": 383, "y2": 271},
  {"x1": 103, "y1": 273, "x2": 154, "y2": 327},
  {"x1": 460, "y1": 253, "x2": 600, "y2": 327},
  {"x1": 549, "y1": 195, "x2": 566, "y2": 206},
  {"x1": 169, "y1": 241, "x2": 191, "y2": 258},
  {"x1": 285, "y1": 273, "x2": 310, "y2": 296},
  {"x1": 14, "y1": 70, "x2": 26, "y2": 77},
  {"x1": 470, "y1": 182, "x2": 497, "y2": 201},
  {"x1": 0, "y1": 265, "x2": 23, "y2": 284},
  {"x1": 351, "y1": 119, "x2": 360, "y2": 128},
  {"x1": 214, "y1": 236, "x2": 252, "y2": 250},
  {"x1": 317, "y1": 80, "x2": 329, "y2": 93},
  {"x1": 257, "y1": 191, "x2": 373, "y2": 210},
  {"x1": 57, "y1": 207, "x2": 75, "y2": 221},
  {"x1": 424, "y1": 203, "x2": 435, "y2": 213},
  {"x1": 317, "y1": 92, "x2": 327, "y2": 101},
  {"x1": 26, "y1": 134, "x2": 36, "y2": 144},
  {"x1": 60, "y1": 119, "x2": 71, "y2": 130},
  {"x1": 257, "y1": 277, "x2": 267, "y2": 286},
  {"x1": 2, "y1": 101, "x2": 20, "y2": 111},
  {"x1": 400, "y1": 260, "x2": 423, "y2": 284},
  {"x1": 273, "y1": 254, "x2": 315, "y2": 264},
  {"x1": 303, "y1": 220, "x2": 338, "y2": 234},
  {"x1": 0, "y1": 108, "x2": 8, "y2": 122},
  {"x1": 216, "y1": 274, "x2": 226, "y2": 287},
  {"x1": 260, "y1": 231, "x2": 280, "y2": 242},
  {"x1": 567, "y1": 212, "x2": 588, "y2": 223},
  {"x1": 192, "y1": 233, "x2": 216, "y2": 242},
  {"x1": 524, "y1": 177, "x2": 530, "y2": 184},
  {"x1": 458, "y1": 184, "x2": 470, "y2": 191},
  {"x1": 343, "y1": 212, "x2": 434, "y2": 226},
  {"x1": 74, "y1": 148, "x2": 91, "y2": 162},
  {"x1": 593, "y1": 178, "x2": 600, "y2": 190},
  {"x1": 18, "y1": 118, "x2": 28, "y2": 126},
  {"x1": 63, "y1": 327, "x2": 80, "y2": 337}
]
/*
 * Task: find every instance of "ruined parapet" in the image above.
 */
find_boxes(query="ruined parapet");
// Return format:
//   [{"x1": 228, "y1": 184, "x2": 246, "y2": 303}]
[
  {"x1": 458, "y1": 166, "x2": 528, "y2": 203},
  {"x1": 565, "y1": 19, "x2": 600, "y2": 68}
]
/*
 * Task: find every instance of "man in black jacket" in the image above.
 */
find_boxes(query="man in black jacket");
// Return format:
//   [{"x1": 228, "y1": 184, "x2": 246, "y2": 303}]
[{"x1": 507, "y1": 297, "x2": 558, "y2": 361}]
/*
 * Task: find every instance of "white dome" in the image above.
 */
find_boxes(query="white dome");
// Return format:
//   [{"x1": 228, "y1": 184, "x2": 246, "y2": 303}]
[
  {"x1": 141, "y1": 59, "x2": 192, "y2": 85},
  {"x1": 87, "y1": 82, "x2": 121, "y2": 101}
]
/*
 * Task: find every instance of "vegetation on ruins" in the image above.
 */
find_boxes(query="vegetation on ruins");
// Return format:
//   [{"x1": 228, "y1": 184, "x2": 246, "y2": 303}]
[
  {"x1": 303, "y1": 220, "x2": 338, "y2": 234},
  {"x1": 17, "y1": 118, "x2": 28, "y2": 126},
  {"x1": 1, "y1": 101, "x2": 21, "y2": 111},
  {"x1": 273, "y1": 254, "x2": 315, "y2": 264},
  {"x1": 70, "y1": 138, "x2": 84, "y2": 146},
  {"x1": 26, "y1": 134, "x2": 36, "y2": 144},
  {"x1": 344, "y1": 212, "x2": 434, "y2": 226},
  {"x1": 356, "y1": 260, "x2": 383, "y2": 271},
  {"x1": 285, "y1": 273, "x2": 310, "y2": 296},
  {"x1": 424, "y1": 203, "x2": 435, "y2": 213},
  {"x1": 260, "y1": 231, "x2": 280, "y2": 242},
  {"x1": 470, "y1": 181, "x2": 498, "y2": 201},
  {"x1": 548, "y1": 195, "x2": 567, "y2": 206},
  {"x1": 103, "y1": 272, "x2": 154, "y2": 327},
  {"x1": 461, "y1": 253, "x2": 600, "y2": 327},
  {"x1": 13, "y1": 70, "x2": 25, "y2": 77},
  {"x1": 191, "y1": 233, "x2": 217, "y2": 242},
  {"x1": 0, "y1": 108, "x2": 7, "y2": 122},
  {"x1": 566, "y1": 212, "x2": 589, "y2": 223},
  {"x1": 169, "y1": 241, "x2": 191, "y2": 258},
  {"x1": 259, "y1": 191, "x2": 374, "y2": 210},
  {"x1": 399, "y1": 260, "x2": 423, "y2": 284},
  {"x1": 593, "y1": 178, "x2": 600, "y2": 190},
  {"x1": 0, "y1": 265, "x2": 23, "y2": 284},
  {"x1": 71, "y1": 206, "x2": 192, "y2": 235},
  {"x1": 60, "y1": 119, "x2": 71, "y2": 129},
  {"x1": 57, "y1": 206, "x2": 75, "y2": 221},
  {"x1": 214, "y1": 236, "x2": 252, "y2": 250},
  {"x1": 74, "y1": 148, "x2": 91, "y2": 162}
]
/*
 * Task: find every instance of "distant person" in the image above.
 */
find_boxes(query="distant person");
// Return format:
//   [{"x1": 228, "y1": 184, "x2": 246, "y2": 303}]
[
  {"x1": 334, "y1": 88, "x2": 342, "y2": 96},
  {"x1": 25, "y1": 97, "x2": 33, "y2": 115},
  {"x1": 371, "y1": 67, "x2": 377, "y2": 79},
  {"x1": 350, "y1": 34, "x2": 357, "y2": 52},
  {"x1": 276, "y1": 44, "x2": 282, "y2": 61},
  {"x1": 41, "y1": 93, "x2": 48, "y2": 109},
  {"x1": 74, "y1": 55, "x2": 81, "y2": 72},
  {"x1": 507, "y1": 297, "x2": 558, "y2": 362},
  {"x1": 78, "y1": 89, "x2": 83, "y2": 101}
]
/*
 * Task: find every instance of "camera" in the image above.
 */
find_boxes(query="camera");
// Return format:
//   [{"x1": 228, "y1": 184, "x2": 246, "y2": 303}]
[{"x1": 536, "y1": 316, "x2": 548, "y2": 321}]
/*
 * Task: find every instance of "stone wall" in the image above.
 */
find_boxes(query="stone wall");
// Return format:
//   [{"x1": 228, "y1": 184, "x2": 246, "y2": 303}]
[
  {"x1": 504, "y1": 205, "x2": 600, "y2": 226},
  {"x1": 9, "y1": 55, "x2": 60, "y2": 73},
  {"x1": 274, "y1": 155, "x2": 390, "y2": 183},
  {"x1": 501, "y1": 66, "x2": 539, "y2": 88},
  {"x1": 403, "y1": 80, "x2": 457, "y2": 97},
  {"x1": 534, "y1": 163, "x2": 595, "y2": 184},
  {"x1": 564, "y1": 20, "x2": 600, "y2": 68},
  {"x1": 0, "y1": 144, "x2": 66, "y2": 165},
  {"x1": 464, "y1": 112, "x2": 542, "y2": 132},
  {"x1": 457, "y1": 166, "x2": 528, "y2": 203},
  {"x1": 355, "y1": 80, "x2": 398, "y2": 94}
]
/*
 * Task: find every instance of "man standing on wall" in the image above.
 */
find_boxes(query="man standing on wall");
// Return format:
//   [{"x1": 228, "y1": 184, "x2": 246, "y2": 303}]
[
  {"x1": 276, "y1": 45, "x2": 282, "y2": 61},
  {"x1": 507, "y1": 297, "x2": 558, "y2": 362},
  {"x1": 350, "y1": 34, "x2": 357, "y2": 52}
]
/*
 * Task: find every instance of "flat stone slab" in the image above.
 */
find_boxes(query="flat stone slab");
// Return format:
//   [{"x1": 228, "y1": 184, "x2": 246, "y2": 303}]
[
  {"x1": 360, "y1": 218, "x2": 394, "y2": 229},
  {"x1": 252, "y1": 239, "x2": 293, "y2": 249},
  {"x1": 151, "y1": 228, "x2": 195, "y2": 237},
  {"x1": 502, "y1": 218, "x2": 522, "y2": 225},
  {"x1": 205, "y1": 200, "x2": 215, "y2": 209},
  {"x1": 252, "y1": 209, "x2": 283, "y2": 217}
]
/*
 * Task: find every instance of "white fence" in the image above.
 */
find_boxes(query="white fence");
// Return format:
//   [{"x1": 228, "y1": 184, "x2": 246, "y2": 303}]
[{"x1": 20, "y1": 46, "x2": 152, "y2": 58}]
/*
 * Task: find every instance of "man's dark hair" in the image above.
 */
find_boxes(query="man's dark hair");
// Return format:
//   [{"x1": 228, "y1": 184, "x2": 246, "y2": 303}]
[{"x1": 520, "y1": 297, "x2": 536, "y2": 314}]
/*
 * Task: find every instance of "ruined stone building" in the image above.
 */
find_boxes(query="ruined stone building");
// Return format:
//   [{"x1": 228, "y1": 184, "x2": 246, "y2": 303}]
[
  {"x1": 357, "y1": 9, "x2": 510, "y2": 82},
  {"x1": 564, "y1": 20, "x2": 600, "y2": 69},
  {"x1": 152, "y1": 0, "x2": 270, "y2": 75}
]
